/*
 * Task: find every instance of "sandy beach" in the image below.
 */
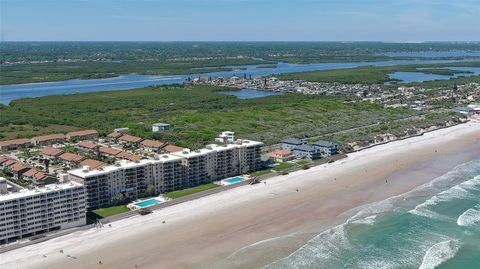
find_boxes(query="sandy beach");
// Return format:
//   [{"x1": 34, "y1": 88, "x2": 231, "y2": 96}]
[{"x1": 1, "y1": 122, "x2": 480, "y2": 269}]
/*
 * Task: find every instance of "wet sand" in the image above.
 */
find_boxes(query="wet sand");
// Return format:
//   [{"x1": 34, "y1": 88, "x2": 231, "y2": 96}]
[{"x1": 1, "y1": 123, "x2": 480, "y2": 269}]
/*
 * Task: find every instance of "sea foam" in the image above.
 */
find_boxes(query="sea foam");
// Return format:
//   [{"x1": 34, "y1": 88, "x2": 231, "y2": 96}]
[
  {"x1": 457, "y1": 207, "x2": 480, "y2": 227},
  {"x1": 418, "y1": 240, "x2": 460, "y2": 269}
]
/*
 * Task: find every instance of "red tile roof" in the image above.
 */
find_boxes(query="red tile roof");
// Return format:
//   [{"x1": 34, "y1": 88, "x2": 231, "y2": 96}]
[
  {"x1": 3, "y1": 160, "x2": 17, "y2": 167},
  {"x1": 266, "y1": 149, "x2": 292, "y2": 156},
  {"x1": 163, "y1": 144, "x2": 184, "y2": 153},
  {"x1": 10, "y1": 162, "x2": 31, "y2": 172},
  {"x1": 0, "y1": 138, "x2": 31, "y2": 147},
  {"x1": 78, "y1": 141, "x2": 98, "y2": 149},
  {"x1": 80, "y1": 159, "x2": 105, "y2": 170},
  {"x1": 99, "y1": 146, "x2": 122, "y2": 156},
  {"x1": 59, "y1": 152, "x2": 85, "y2": 162},
  {"x1": 67, "y1": 129, "x2": 98, "y2": 138},
  {"x1": 31, "y1": 134, "x2": 66, "y2": 143},
  {"x1": 23, "y1": 168, "x2": 49, "y2": 181},
  {"x1": 41, "y1": 146, "x2": 64, "y2": 157},
  {"x1": 107, "y1": 131, "x2": 123, "y2": 139},
  {"x1": 119, "y1": 134, "x2": 143, "y2": 143},
  {"x1": 127, "y1": 154, "x2": 143, "y2": 162},
  {"x1": 0, "y1": 156, "x2": 10, "y2": 164},
  {"x1": 141, "y1": 139, "x2": 165, "y2": 149},
  {"x1": 23, "y1": 168, "x2": 39, "y2": 178},
  {"x1": 115, "y1": 151, "x2": 143, "y2": 162}
]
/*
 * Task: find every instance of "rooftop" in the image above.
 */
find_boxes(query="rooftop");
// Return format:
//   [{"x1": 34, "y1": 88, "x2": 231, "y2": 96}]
[
  {"x1": 31, "y1": 133, "x2": 66, "y2": 142},
  {"x1": 107, "y1": 131, "x2": 123, "y2": 138},
  {"x1": 59, "y1": 152, "x2": 85, "y2": 162},
  {"x1": 0, "y1": 138, "x2": 31, "y2": 147},
  {"x1": 281, "y1": 138, "x2": 304, "y2": 145},
  {"x1": 141, "y1": 139, "x2": 165, "y2": 149},
  {"x1": 152, "y1": 123, "x2": 171, "y2": 127},
  {"x1": 163, "y1": 144, "x2": 184, "y2": 153},
  {"x1": 266, "y1": 149, "x2": 292, "y2": 156},
  {"x1": 119, "y1": 134, "x2": 143, "y2": 143},
  {"x1": 78, "y1": 141, "x2": 99, "y2": 149},
  {"x1": 80, "y1": 159, "x2": 105, "y2": 170},
  {"x1": 0, "y1": 181, "x2": 84, "y2": 202},
  {"x1": 41, "y1": 146, "x2": 64, "y2": 156},
  {"x1": 67, "y1": 129, "x2": 98, "y2": 137},
  {"x1": 293, "y1": 144, "x2": 316, "y2": 152},
  {"x1": 99, "y1": 146, "x2": 123, "y2": 156},
  {"x1": 312, "y1": 140, "x2": 339, "y2": 147}
]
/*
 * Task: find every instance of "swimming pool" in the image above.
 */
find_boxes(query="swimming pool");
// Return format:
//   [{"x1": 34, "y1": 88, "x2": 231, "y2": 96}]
[
  {"x1": 134, "y1": 199, "x2": 160, "y2": 208},
  {"x1": 223, "y1": 176, "x2": 245, "y2": 184}
]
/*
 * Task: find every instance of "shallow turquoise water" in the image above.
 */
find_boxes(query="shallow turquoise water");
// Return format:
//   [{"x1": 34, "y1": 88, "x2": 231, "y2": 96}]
[
  {"x1": 134, "y1": 199, "x2": 160, "y2": 208},
  {"x1": 224, "y1": 177, "x2": 245, "y2": 184},
  {"x1": 264, "y1": 160, "x2": 480, "y2": 269}
]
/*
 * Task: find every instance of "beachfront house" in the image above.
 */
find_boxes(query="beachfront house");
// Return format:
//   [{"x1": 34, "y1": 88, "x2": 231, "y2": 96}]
[
  {"x1": 292, "y1": 144, "x2": 321, "y2": 160},
  {"x1": 311, "y1": 140, "x2": 339, "y2": 156},
  {"x1": 453, "y1": 107, "x2": 476, "y2": 116},
  {"x1": 265, "y1": 149, "x2": 295, "y2": 163},
  {"x1": 281, "y1": 138, "x2": 305, "y2": 151}
]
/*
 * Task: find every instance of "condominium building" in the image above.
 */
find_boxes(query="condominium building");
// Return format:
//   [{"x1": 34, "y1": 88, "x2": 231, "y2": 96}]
[
  {"x1": 68, "y1": 140, "x2": 263, "y2": 209},
  {"x1": 0, "y1": 178, "x2": 86, "y2": 245},
  {"x1": 173, "y1": 148, "x2": 216, "y2": 187}
]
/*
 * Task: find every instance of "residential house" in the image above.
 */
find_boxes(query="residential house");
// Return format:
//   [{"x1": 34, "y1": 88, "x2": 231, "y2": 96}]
[
  {"x1": 77, "y1": 141, "x2": 99, "y2": 152},
  {"x1": 311, "y1": 140, "x2": 339, "y2": 156},
  {"x1": 66, "y1": 129, "x2": 98, "y2": 141},
  {"x1": 118, "y1": 135, "x2": 143, "y2": 144},
  {"x1": 292, "y1": 144, "x2": 321, "y2": 160},
  {"x1": 163, "y1": 144, "x2": 184, "y2": 153},
  {"x1": 31, "y1": 134, "x2": 66, "y2": 146},
  {"x1": 281, "y1": 138, "x2": 305, "y2": 151},
  {"x1": 58, "y1": 153, "x2": 85, "y2": 165},
  {"x1": 41, "y1": 147, "x2": 64, "y2": 159},
  {"x1": 141, "y1": 139, "x2": 165, "y2": 151},
  {"x1": 0, "y1": 138, "x2": 31, "y2": 151},
  {"x1": 107, "y1": 131, "x2": 123, "y2": 141},
  {"x1": 265, "y1": 149, "x2": 295, "y2": 163}
]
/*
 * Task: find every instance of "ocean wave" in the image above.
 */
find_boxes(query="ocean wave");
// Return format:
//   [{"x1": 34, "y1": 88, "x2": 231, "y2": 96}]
[
  {"x1": 409, "y1": 174, "x2": 480, "y2": 220},
  {"x1": 418, "y1": 240, "x2": 460, "y2": 269},
  {"x1": 457, "y1": 206, "x2": 480, "y2": 227},
  {"x1": 260, "y1": 161, "x2": 480, "y2": 268},
  {"x1": 262, "y1": 225, "x2": 351, "y2": 268},
  {"x1": 351, "y1": 215, "x2": 377, "y2": 225}
]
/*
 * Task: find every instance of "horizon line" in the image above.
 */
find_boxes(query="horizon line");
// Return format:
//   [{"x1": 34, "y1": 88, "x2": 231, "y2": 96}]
[{"x1": 2, "y1": 40, "x2": 480, "y2": 43}]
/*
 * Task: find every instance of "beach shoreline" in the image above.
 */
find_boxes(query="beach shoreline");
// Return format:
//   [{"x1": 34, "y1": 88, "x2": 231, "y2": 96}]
[{"x1": 1, "y1": 122, "x2": 480, "y2": 269}]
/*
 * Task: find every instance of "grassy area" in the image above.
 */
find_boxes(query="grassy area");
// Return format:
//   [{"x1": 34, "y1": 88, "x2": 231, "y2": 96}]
[
  {"x1": 271, "y1": 162, "x2": 297, "y2": 172},
  {"x1": 91, "y1": 205, "x2": 129, "y2": 218},
  {"x1": 250, "y1": 168, "x2": 274, "y2": 177},
  {"x1": 165, "y1": 183, "x2": 220, "y2": 199},
  {"x1": 0, "y1": 85, "x2": 422, "y2": 147},
  {"x1": 275, "y1": 62, "x2": 480, "y2": 84}
]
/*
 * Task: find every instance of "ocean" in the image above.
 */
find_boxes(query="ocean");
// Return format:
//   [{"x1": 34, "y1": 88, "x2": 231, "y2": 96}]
[{"x1": 263, "y1": 159, "x2": 480, "y2": 269}]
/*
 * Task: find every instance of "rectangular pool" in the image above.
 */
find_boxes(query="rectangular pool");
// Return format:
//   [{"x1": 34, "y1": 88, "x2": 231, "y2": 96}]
[
  {"x1": 223, "y1": 176, "x2": 244, "y2": 184},
  {"x1": 134, "y1": 199, "x2": 160, "y2": 208}
]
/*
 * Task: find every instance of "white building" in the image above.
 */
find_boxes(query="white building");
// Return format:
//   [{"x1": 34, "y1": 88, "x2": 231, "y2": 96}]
[
  {"x1": 215, "y1": 131, "x2": 236, "y2": 144},
  {"x1": 68, "y1": 139, "x2": 263, "y2": 209},
  {"x1": 0, "y1": 178, "x2": 86, "y2": 245},
  {"x1": 152, "y1": 123, "x2": 172, "y2": 132}
]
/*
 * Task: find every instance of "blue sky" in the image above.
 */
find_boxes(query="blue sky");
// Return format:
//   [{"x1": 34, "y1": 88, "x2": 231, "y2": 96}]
[{"x1": 1, "y1": 0, "x2": 479, "y2": 41}]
